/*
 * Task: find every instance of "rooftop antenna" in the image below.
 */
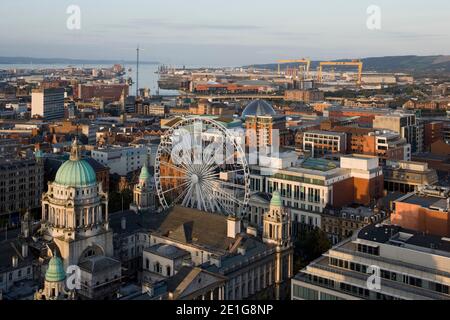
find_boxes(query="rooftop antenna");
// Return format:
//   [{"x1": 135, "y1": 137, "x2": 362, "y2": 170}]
[{"x1": 136, "y1": 45, "x2": 140, "y2": 98}]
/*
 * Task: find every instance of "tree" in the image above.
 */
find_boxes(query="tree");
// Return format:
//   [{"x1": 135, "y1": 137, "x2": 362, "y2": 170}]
[
  {"x1": 108, "y1": 189, "x2": 133, "y2": 213},
  {"x1": 293, "y1": 227, "x2": 331, "y2": 272}
]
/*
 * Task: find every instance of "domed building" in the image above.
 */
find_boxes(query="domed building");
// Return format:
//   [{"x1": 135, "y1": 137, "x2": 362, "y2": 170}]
[
  {"x1": 242, "y1": 100, "x2": 286, "y2": 153},
  {"x1": 241, "y1": 100, "x2": 276, "y2": 119},
  {"x1": 131, "y1": 164, "x2": 156, "y2": 213},
  {"x1": 41, "y1": 139, "x2": 121, "y2": 300},
  {"x1": 35, "y1": 252, "x2": 75, "y2": 300},
  {"x1": 262, "y1": 191, "x2": 293, "y2": 299}
]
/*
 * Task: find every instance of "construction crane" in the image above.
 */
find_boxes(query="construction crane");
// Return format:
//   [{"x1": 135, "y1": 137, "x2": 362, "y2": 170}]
[
  {"x1": 317, "y1": 60, "x2": 363, "y2": 85},
  {"x1": 277, "y1": 59, "x2": 311, "y2": 78}
]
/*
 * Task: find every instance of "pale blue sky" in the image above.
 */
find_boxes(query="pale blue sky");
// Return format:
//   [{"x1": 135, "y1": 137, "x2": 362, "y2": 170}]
[{"x1": 1, "y1": 0, "x2": 449, "y2": 66}]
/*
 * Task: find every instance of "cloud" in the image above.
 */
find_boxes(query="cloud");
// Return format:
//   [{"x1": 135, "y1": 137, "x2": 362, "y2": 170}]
[{"x1": 96, "y1": 18, "x2": 262, "y2": 32}]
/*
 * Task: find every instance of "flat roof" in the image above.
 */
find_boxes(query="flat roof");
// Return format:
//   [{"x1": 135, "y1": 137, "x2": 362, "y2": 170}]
[
  {"x1": 400, "y1": 194, "x2": 448, "y2": 211},
  {"x1": 358, "y1": 224, "x2": 450, "y2": 254}
]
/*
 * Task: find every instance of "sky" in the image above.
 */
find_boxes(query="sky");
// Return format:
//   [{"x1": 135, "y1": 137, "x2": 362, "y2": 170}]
[{"x1": 1, "y1": 0, "x2": 449, "y2": 66}]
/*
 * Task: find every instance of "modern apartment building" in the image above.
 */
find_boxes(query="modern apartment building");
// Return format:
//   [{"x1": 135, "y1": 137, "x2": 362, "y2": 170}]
[
  {"x1": 303, "y1": 131, "x2": 347, "y2": 157},
  {"x1": 0, "y1": 158, "x2": 44, "y2": 217},
  {"x1": 322, "y1": 126, "x2": 411, "y2": 163},
  {"x1": 31, "y1": 88, "x2": 65, "y2": 120},
  {"x1": 373, "y1": 112, "x2": 422, "y2": 153},
  {"x1": 372, "y1": 130, "x2": 411, "y2": 163},
  {"x1": 292, "y1": 223, "x2": 450, "y2": 300},
  {"x1": 245, "y1": 115, "x2": 287, "y2": 151}
]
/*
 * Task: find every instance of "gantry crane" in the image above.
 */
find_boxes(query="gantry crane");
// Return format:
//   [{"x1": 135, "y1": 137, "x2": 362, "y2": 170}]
[
  {"x1": 317, "y1": 60, "x2": 363, "y2": 85},
  {"x1": 277, "y1": 59, "x2": 311, "y2": 78}
]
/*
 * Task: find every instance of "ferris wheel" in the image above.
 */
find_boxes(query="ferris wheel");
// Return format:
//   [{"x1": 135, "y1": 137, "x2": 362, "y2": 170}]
[{"x1": 155, "y1": 117, "x2": 250, "y2": 216}]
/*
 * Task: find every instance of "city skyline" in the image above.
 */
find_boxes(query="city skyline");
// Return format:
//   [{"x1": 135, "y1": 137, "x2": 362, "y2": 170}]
[{"x1": 1, "y1": 0, "x2": 450, "y2": 66}]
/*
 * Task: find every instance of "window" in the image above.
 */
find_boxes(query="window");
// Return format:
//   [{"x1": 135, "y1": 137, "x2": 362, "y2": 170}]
[{"x1": 293, "y1": 284, "x2": 318, "y2": 300}]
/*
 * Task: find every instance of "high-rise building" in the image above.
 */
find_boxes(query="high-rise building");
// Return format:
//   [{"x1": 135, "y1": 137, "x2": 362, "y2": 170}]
[
  {"x1": 0, "y1": 157, "x2": 44, "y2": 219},
  {"x1": 31, "y1": 88, "x2": 65, "y2": 120},
  {"x1": 292, "y1": 223, "x2": 450, "y2": 300}
]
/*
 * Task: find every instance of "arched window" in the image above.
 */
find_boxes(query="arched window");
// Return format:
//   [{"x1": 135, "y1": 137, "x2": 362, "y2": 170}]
[{"x1": 166, "y1": 266, "x2": 171, "y2": 276}]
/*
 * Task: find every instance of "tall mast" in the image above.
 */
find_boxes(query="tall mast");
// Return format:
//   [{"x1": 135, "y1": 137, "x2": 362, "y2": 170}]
[{"x1": 136, "y1": 45, "x2": 140, "y2": 97}]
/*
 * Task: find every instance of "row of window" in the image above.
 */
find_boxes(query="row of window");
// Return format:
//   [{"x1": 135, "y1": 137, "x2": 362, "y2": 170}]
[
  {"x1": 0, "y1": 267, "x2": 32, "y2": 283},
  {"x1": 330, "y1": 256, "x2": 449, "y2": 296}
]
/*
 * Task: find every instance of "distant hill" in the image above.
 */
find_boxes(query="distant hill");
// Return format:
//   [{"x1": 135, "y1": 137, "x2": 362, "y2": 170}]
[
  {"x1": 0, "y1": 56, "x2": 158, "y2": 65},
  {"x1": 247, "y1": 55, "x2": 450, "y2": 75}
]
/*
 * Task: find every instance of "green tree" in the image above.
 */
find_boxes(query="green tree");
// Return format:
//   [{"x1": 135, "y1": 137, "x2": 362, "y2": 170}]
[
  {"x1": 108, "y1": 189, "x2": 133, "y2": 213},
  {"x1": 293, "y1": 227, "x2": 331, "y2": 272}
]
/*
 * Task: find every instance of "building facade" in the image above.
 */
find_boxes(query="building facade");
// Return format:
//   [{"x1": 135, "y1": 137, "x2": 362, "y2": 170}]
[
  {"x1": 0, "y1": 158, "x2": 43, "y2": 219},
  {"x1": 31, "y1": 88, "x2": 65, "y2": 120},
  {"x1": 292, "y1": 223, "x2": 450, "y2": 300}
]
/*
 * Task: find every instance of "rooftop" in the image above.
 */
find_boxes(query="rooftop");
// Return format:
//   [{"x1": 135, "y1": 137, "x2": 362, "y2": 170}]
[
  {"x1": 358, "y1": 224, "x2": 450, "y2": 254},
  {"x1": 145, "y1": 244, "x2": 190, "y2": 260}
]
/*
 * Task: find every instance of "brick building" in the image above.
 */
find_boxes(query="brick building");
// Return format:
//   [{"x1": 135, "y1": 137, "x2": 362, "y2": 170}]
[{"x1": 392, "y1": 186, "x2": 450, "y2": 238}]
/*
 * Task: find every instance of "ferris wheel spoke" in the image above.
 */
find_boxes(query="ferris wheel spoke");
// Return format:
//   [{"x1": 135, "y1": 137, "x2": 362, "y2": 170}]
[
  {"x1": 159, "y1": 161, "x2": 188, "y2": 174},
  {"x1": 202, "y1": 185, "x2": 221, "y2": 212},
  {"x1": 161, "y1": 180, "x2": 190, "y2": 195},
  {"x1": 159, "y1": 176, "x2": 189, "y2": 180},
  {"x1": 202, "y1": 180, "x2": 243, "y2": 207},
  {"x1": 157, "y1": 117, "x2": 250, "y2": 216},
  {"x1": 218, "y1": 181, "x2": 246, "y2": 189},
  {"x1": 182, "y1": 184, "x2": 195, "y2": 207},
  {"x1": 173, "y1": 185, "x2": 190, "y2": 205}
]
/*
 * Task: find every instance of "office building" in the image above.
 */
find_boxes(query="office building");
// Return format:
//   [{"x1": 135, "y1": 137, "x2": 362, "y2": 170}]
[
  {"x1": 31, "y1": 88, "x2": 65, "y2": 120},
  {"x1": 292, "y1": 223, "x2": 450, "y2": 300},
  {"x1": 248, "y1": 155, "x2": 384, "y2": 231},
  {"x1": 373, "y1": 112, "x2": 422, "y2": 153},
  {"x1": 384, "y1": 160, "x2": 439, "y2": 193},
  {"x1": 0, "y1": 158, "x2": 43, "y2": 218},
  {"x1": 303, "y1": 131, "x2": 347, "y2": 157}
]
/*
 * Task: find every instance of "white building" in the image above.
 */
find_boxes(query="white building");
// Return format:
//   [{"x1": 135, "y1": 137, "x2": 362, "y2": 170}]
[
  {"x1": 91, "y1": 145, "x2": 149, "y2": 176},
  {"x1": 292, "y1": 223, "x2": 450, "y2": 300},
  {"x1": 31, "y1": 88, "x2": 65, "y2": 120}
]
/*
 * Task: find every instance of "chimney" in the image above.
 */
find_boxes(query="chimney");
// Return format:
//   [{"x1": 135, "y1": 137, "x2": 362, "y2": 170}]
[
  {"x1": 121, "y1": 217, "x2": 127, "y2": 231},
  {"x1": 12, "y1": 255, "x2": 18, "y2": 268},
  {"x1": 227, "y1": 216, "x2": 241, "y2": 239},
  {"x1": 22, "y1": 243, "x2": 28, "y2": 258}
]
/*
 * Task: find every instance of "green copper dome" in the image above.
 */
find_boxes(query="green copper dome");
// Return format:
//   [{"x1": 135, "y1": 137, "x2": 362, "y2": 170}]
[
  {"x1": 139, "y1": 165, "x2": 151, "y2": 180},
  {"x1": 54, "y1": 138, "x2": 97, "y2": 187},
  {"x1": 46, "y1": 255, "x2": 66, "y2": 283},
  {"x1": 271, "y1": 191, "x2": 282, "y2": 207},
  {"x1": 55, "y1": 159, "x2": 97, "y2": 187}
]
